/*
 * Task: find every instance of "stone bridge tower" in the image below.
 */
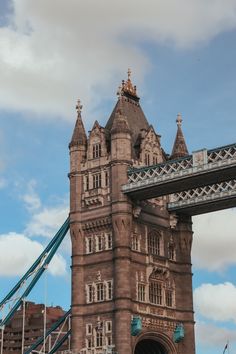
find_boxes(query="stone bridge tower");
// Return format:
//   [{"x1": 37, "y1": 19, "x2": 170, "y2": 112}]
[{"x1": 69, "y1": 71, "x2": 195, "y2": 354}]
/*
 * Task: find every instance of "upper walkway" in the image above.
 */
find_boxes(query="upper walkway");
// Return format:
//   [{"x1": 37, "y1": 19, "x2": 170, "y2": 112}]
[{"x1": 122, "y1": 143, "x2": 236, "y2": 215}]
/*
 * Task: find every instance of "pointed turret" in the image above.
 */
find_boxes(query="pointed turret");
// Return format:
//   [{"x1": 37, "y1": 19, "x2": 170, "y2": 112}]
[
  {"x1": 171, "y1": 113, "x2": 189, "y2": 160},
  {"x1": 69, "y1": 99, "x2": 87, "y2": 148},
  {"x1": 106, "y1": 69, "x2": 149, "y2": 158},
  {"x1": 111, "y1": 99, "x2": 131, "y2": 135},
  {"x1": 110, "y1": 98, "x2": 132, "y2": 162}
]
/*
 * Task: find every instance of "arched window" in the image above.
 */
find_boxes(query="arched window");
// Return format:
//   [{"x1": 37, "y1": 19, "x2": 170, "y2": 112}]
[{"x1": 148, "y1": 231, "x2": 161, "y2": 256}]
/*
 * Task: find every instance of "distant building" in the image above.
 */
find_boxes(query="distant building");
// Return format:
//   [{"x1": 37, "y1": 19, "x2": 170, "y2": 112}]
[
  {"x1": 69, "y1": 71, "x2": 195, "y2": 354},
  {"x1": 2, "y1": 301, "x2": 68, "y2": 353}
]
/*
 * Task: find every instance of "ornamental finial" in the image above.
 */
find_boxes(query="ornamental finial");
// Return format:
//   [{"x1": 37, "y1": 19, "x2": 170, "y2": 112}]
[
  {"x1": 116, "y1": 69, "x2": 138, "y2": 100},
  {"x1": 76, "y1": 99, "x2": 83, "y2": 115},
  {"x1": 176, "y1": 113, "x2": 182, "y2": 127},
  {"x1": 127, "y1": 68, "x2": 131, "y2": 80}
]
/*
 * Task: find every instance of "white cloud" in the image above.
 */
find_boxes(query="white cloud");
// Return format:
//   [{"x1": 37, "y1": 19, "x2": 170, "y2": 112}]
[
  {"x1": 196, "y1": 321, "x2": 236, "y2": 349},
  {"x1": 192, "y1": 209, "x2": 236, "y2": 272},
  {"x1": 0, "y1": 232, "x2": 66, "y2": 276},
  {"x1": 194, "y1": 282, "x2": 236, "y2": 323},
  {"x1": 1, "y1": 0, "x2": 236, "y2": 120},
  {"x1": 25, "y1": 204, "x2": 69, "y2": 238},
  {"x1": 21, "y1": 179, "x2": 41, "y2": 211}
]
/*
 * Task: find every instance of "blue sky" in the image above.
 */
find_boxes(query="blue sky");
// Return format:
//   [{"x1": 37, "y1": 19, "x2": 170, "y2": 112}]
[{"x1": 1, "y1": 1, "x2": 236, "y2": 353}]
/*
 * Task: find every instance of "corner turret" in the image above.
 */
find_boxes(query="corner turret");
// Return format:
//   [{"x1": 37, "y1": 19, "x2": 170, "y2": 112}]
[
  {"x1": 69, "y1": 99, "x2": 87, "y2": 148},
  {"x1": 110, "y1": 100, "x2": 132, "y2": 162},
  {"x1": 171, "y1": 113, "x2": 189, "y2": 160}
]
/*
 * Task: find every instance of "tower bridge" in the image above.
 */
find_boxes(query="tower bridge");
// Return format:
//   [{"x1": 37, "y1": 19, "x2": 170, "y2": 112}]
[{"x1": 1, "y1": 71, "x2": 235, "y2": 354}]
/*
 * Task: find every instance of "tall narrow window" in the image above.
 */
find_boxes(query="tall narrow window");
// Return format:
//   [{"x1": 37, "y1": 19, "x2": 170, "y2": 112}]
[
  {"x1": 105, "y1": 233, "x2": 112, "y2": 250},
  {"x1": 138, "y1": 283, "x2": 146, "y2": 302},
  {"x1": 106, "y1": 336, "x2": 112, "y2": 346},
  {"x1": 168, "y1": 243, "x2": 175, "y2": 261},
  {"x1": 86, "y1": 237, "x2": 93, "y2": 254},
  {"x1": 86, "y1": 324, "x2": 92, "y2": 335},
  {"x1": 145, "y1": 153, "x2": 150, "y2": 165},
  {"x1": 105, "y1": 171, "x2": 109, "y2": 187},
  {"x1": 93, "y1": 143, "x2": 101, "y2": 158},
  {"x1": 86, "y1": 338, "x2": 92, "y2": 348},
  {"x1": 96, "y1": 330, "x2": 103, "y2": 347},
  {"x1": 106, "y1": 321, "x2": 112, "y2": 333},
  {"x1": 106, "y1": 281, "x2": 113, "y2": 300},
  {"x1": 96, "y1": 235, "x2": 103, "y2": 252},
  {"x1": 96, "y1": 283, "x2": 104, "y2": 302},
  {"x1": 132, "y1": 234, "x2": 140, "y2": 251},
  {"x1": 93, "y1": 173, "x2": 101, "y2": 189},
  {"x1": 153, "y1": 155, "x2": 158, "y2": 165},
  {"x1": 149, "y1": 282, "x2": 162, "y2": 305},
  {"x1": 148, "y1": 231, "x2": 161, "y2": 255},
  {"x1": 87, "y1": 284, "x2": 93, "y2": 303},
  {"x1": 85, "y1": 175, "x2": 89, "y2": 191},
  {"x1": 165, "y1": 289, "x2": 173, "y2": 307}
]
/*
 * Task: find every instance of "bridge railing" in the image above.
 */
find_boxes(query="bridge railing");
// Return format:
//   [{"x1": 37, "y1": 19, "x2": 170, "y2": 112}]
[
  {"x1": 126, "y1": 142, "x2": 236, "y2": 185},
  {"x1": 168, "y1": 179, "x2": 236, "y2": 210}
]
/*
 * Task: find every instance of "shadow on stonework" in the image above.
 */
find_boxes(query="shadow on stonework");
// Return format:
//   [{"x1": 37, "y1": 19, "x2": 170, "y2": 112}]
[{"x1": 134, "y1": 339, "x2": 167, "y2": 354}]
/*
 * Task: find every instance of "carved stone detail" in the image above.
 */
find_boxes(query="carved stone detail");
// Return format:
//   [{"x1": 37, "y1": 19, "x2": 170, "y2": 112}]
[{"x1": 82, "y1": 217, "x2": 111, "y2": 231}]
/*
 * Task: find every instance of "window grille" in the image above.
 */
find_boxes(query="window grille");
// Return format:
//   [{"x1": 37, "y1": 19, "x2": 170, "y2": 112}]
[
  {"x1": 105, "y1": 233, "x2": 112, "y2": 250},
  {"x1": 138, "y1": 283, "x2": 146, "y2": 302},
  {"x1": 148, "y1": 232, "x2": 161, "y2": 255},
  {"x1": 165, "y1": 289, "x2": 173, "y2": 307},
  {"x1": 106, "y1": 281, "x2": 113, "y2": 300},
  {"x1": 93, "y1": 173, "x2": 102, "y2": 189},
  {"x1": 149, "y1": 282, "x2": 162, "y2": 305},
  {"x1": 96, "y1": 283, "x2": 105, "y2": 302},
  {"x1": 93, "y1": 143, "x2": 101, "y2": 159},
  {"x1": 168, "y1": 243, "x2": 175, "y2": 260},
  {"x1": 86, "y1": 237, "x2": 93, "y2": 254}
]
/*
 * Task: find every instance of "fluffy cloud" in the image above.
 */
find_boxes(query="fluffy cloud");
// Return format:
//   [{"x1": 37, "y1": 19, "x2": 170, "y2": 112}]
[
  {"x1": 0, "y1": 232, "x2": 66, "y2": 276},
  {"x1": 194, "y1": 282, "x2": 236, "y2": 323},
  {"x1": 1, "y1": 0, "x2": 236, "y2": 119},
  {"x1": 21, "y1": 179, "x2": 41, "y2": 211},
  {"x1": 25, "y1": 204, "x2": 69, "y2": 238},
  {"x1": 192, "y1": 209, "x2": 236, "y2": 272},
  {"x1": 196, "y1": 321, "x2": 236, "y2": 349}
]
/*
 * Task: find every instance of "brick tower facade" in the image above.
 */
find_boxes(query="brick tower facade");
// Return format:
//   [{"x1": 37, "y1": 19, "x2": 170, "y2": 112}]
[{"x1": 69, "y1": 72, "x2": 195, "y2": 354}]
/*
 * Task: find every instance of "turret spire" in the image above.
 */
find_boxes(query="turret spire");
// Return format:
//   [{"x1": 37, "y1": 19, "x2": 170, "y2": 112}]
[
  {"x1": 117, "y1": 68, "x2": 139, "y2": 101},
  {"x1": 171, "y1": 113, "x2": 189, "y2": 160},
  {"x1": 69, "y1": 98, "x2": 87, "y2": 148}
]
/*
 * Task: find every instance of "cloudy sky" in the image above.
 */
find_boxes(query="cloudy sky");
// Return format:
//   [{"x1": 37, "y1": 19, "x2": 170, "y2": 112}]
[{"x1": 1, "y1": 1, "x2": 236, "y2": 353}]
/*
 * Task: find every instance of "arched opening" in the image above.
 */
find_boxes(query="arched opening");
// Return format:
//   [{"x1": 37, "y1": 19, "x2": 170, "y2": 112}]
[{"x1": 134, "y1": 339, "x2": 167, "y2": 354}]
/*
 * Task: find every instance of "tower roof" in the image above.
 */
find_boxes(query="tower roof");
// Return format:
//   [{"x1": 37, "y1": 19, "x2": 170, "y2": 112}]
[
  {"x1": 110, "y1": 105, "x2": 131, "y2": 135},
  {"x1": 171, "y1": 113, "x2": 189, "y2": 160},
  {"x1": 105, "y1": 70, "x2": 149, "y2": 153},
  {"x1": 69, "y1": 99, "x2": 87, "y2": 148}
]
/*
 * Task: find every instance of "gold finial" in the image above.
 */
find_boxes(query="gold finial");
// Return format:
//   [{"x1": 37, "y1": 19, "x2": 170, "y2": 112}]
[
  {"x1": 176, "y1": 113, "x2": 182, "y2": 127},
  {"x1": 116, "y1": 69, "x2": 139, "y2": 100},
  {"x1": 76, "y1": 99, "x2": 83, "y2": 115},
  {"x1": 127, "y1": 68, "x2": 131, "y2": 80}
]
